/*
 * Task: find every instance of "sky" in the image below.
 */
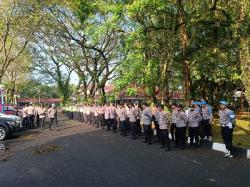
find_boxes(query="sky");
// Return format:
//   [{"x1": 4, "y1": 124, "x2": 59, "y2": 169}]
[{"x1": 70, "y1": 71, "x2": 79, "y2": 85}]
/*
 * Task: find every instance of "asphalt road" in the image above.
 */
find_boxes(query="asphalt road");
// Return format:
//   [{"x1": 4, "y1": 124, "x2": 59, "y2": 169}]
[{"x1": 0, "y1": 118, "x2": 250, "y2": 187}]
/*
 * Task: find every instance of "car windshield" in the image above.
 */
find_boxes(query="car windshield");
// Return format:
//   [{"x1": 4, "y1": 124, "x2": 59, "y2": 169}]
[{"x1": 4, "y1": 106, "x2": 16, "y2": 111}]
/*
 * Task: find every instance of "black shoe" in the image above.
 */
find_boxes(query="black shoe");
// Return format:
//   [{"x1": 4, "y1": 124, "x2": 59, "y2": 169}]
[
  {"x1": 160, "y1": 146, "x2": 165, "y2": 149},
  {"x1": 148, "y1": 142, "x2": 152, "y2": 145},
  {"x1": 166, "y1": 148, "x2": 170, "y2": 151},
  {"x1": 174, "y1": 144, "x2": 179, "y2": 147},
  {"x1": 143, "y1": 140, "x2": 147, "y2": 143}
]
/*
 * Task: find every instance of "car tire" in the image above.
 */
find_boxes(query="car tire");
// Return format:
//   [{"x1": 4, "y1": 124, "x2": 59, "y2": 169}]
[{"x1": 0, "y1": 127, "x2": 7, "y2": 141}]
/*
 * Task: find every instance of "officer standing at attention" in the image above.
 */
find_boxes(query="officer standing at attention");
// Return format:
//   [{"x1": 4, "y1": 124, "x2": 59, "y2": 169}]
[
  {"x1": 141, "y1": 103, "x2": 153, "y2": 145},
  {"x1": 48, "y1": 104, "x2": 58, "y2": 131},
  {"x1": 170, "y1": 103, "x2": 178, "y2": 141},
  {"x1": 119, "y1": 104, "x2": 127, "y2": 136},
  {"x1": 104, "y1": 104, "x2": 110, "y2": 131},
  {"x1": 38, "y1": 106, "x2": 47, "y2": 130},
  {"x1": 175, "y1": 104, "x2": 188, "y2": 149},
  {"x1": 35, "y1": 105, "x2": 40, "y2": 128},
  {"x1": 158, "y1": 104, "x2": 171, "y2": 151},
  {"x1": 200, "y1": 101, "x2": 213, "y2": 141},
  {"x1": 129, "y1": 104, "x2": 137, "y2": 139},
  {"x1": 27, "y1": 102, "x2": 35, "y2": 129},
  {"x1": 134, "y1": 103, "x2": 142, "y2": 136},
  {"x1": 110, "y1": 104, "x2": 117, "y2": 132},
  {"x1": 188, "y1": 103, "x2": 202, "y2": 148},
  {"x1": 219, "y1": 101, "x2": 235, "y2": 158},
  {"x1": 152, "y1": 104, "x2": 161, "y2": 142}
]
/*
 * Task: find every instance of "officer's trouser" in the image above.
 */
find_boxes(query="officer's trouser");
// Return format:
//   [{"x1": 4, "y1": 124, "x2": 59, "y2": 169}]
[
  {"x1": 154, "y1": 121, "x2": 161, "y2": 141},
  {"x1": 200, "y1": 119, "x2": 211, "y2": 138},
  {"x1": 105, "y1": 119, "x2": 111, "y2": 130},
  {"x1": 28, "y1": 114, "x2": 34, "y2": 129},
  {"x1": 188, "y1": 127, "x2": 199, "y2": 146},
  {"x1": 99, "y1": 114, "x2": 104, "y2": 128},
  {"x1": 94, "y1": 116, "x2": 99, "y2": 127},
  {"x1": 221, "y1": 126, "x2": 234, "y2": 154},
  {"x1": 160, "y1": 129, "x2": 170, "y2": 148},
  {"x1": 136, "y1": 119, "x2": 141, "y2": 136},
  {"x1": 120, "y1": 120, "x2": 127, "y2": 135},
  {"x1": 170, "y1": 123, "x2": 176, "y2": 140},
  {"x1": 110, "y1": 118, "x2": 116, "y2": 131},
  {"x1": 143, "y1": 124, "x2": 152, "y2": 143},
  {"x1": 22, "y1": 117, "x2": 28, "y2": 129},
  {"x1": 40, "y1": 117, "x2": 46, "y2": 129},
  {"x1": 36, "y1": 115, "x2": 40, "y2": 128},
  {"x1": 49, "y1": 118, "x2": 58, "y2": 129},
  {"x1": 131, "y1": 122, "x2": 137, "y2": 138},
  {"x1": 81, "y1": 113, "x2": 84, "y2": 123},
  {"x1": 175, "y1": 126, "x2": 186, "y2": 147}
]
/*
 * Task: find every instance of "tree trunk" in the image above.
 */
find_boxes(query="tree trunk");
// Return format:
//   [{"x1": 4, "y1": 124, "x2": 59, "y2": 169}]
[{"x1": 177, "y1": 0, "x2": 190, "y2": 103}]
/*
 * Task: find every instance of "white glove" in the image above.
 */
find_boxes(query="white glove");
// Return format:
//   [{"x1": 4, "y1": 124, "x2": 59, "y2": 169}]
[{"x1": 227, "y1": 122, "x2": 233, "y2": 129}]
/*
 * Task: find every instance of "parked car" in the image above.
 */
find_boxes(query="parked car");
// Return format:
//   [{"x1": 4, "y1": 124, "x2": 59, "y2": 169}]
[
  {"x1": 3, "y1": 105, "x2": 18, "y2": 116},
  {"x1": 0, "y1": 114, "x2": 22, "y2": 141},
  {"x1": 0, "y1": 113, "x2": 22, "y2": 125}
]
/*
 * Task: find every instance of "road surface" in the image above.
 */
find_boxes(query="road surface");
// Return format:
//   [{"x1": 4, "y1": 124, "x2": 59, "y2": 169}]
[{"x1": 0, "y1": 115, "x2": 249, "y2": 187}]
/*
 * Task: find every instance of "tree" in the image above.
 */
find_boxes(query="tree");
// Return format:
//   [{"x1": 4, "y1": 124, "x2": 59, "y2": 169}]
[
  {"x1": 2, "y1": 51, "x2": 31, "y2": 104},
  {"x1": 36, "y1": 1, "x2": 124, "y2": 103},
  {"x1": 30, "y1": 34, "x2": 74, "y2": 104},
  {"x1": 0, "y1": 0, "x2": 43, "y2": 82}
]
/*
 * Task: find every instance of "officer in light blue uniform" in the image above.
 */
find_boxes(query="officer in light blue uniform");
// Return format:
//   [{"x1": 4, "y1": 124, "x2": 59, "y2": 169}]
[{"x1": 218, "y1": 100, "x2": 235, "y2": 158}]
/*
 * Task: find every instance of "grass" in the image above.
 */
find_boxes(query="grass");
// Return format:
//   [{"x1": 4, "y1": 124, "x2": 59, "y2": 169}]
[{"x1": 212, "y1": 115, "x2": 250, "y2": 148}]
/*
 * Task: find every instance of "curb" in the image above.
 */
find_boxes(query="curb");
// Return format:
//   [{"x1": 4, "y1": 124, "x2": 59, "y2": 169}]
[{"x1": 212, "y1": 142, "x2": 250, "y2": 159}]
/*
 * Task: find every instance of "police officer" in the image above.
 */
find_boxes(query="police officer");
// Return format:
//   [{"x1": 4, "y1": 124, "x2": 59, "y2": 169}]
[
  {"x1": 141, "y1": 103, "x2": 153, "y2": 145},
  {"x1": 38, "y1": 106, "x2": 47, "y2": 130},
  {"x1": 119, "y1": 104, "x2": 127, "y2": 136},
  {"x1": 152, "y1": 104, "x2": 161, "y2": 142},
  {"x1": 158, "y1": 104, "x2": 171, "y2": 151},
  {"x1": 135, "y1": 104, "x2": 142, "y2": 136},
  {"x1": 93, "y1": 105, "x2": 99, "y2": 128},
  {"x1": 35, "y1": 105, "x2": 40, "y2": 128},
  {"x1": 22, "y1": 105, "x2": 28, "y2": 129},
  {"x1": 129, "y1": 104, "x2": 137, "y2": 139},
  {"x1": 110, "y1": 104, "x2": 117, "y2": 132},
  {"x1": 200, "y1": 101, "x2": 213, "y2": 141},
  {"x1": 104, "y1": 104, "x2": 110, "y2": 131},
  {"x1": 27, "y1": 102, "x2": 35, "y2": 129},
  {"x1": 48, "y1": 104, "x2": 58, "y2": 130},
  {"x1": 99, "y1": 105, "x2": 105, "y2": 128},
  {"x1": 188, "y1": 103, "x2": 202, "y2": 148},
  {"x1": 170, "y1": 103, "x2": 177, "y2": 141},
  {"x1": 175, "y1": 104, "x2": 188, "y2": 149},
  {"x1": 219, "y1": 101, "x2": 235, "y2": 158}
]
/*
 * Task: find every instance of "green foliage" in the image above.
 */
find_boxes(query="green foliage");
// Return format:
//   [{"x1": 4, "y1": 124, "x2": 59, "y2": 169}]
[
  {"x1": 19, "y1": 80, "x2": 60, "y2": 98},
  {"x1": 1, "y1": 0, "x2": 249, "y2": 107},
  {"x1": 114, "y1": 0, "x2": 250, "y2": 106}
]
